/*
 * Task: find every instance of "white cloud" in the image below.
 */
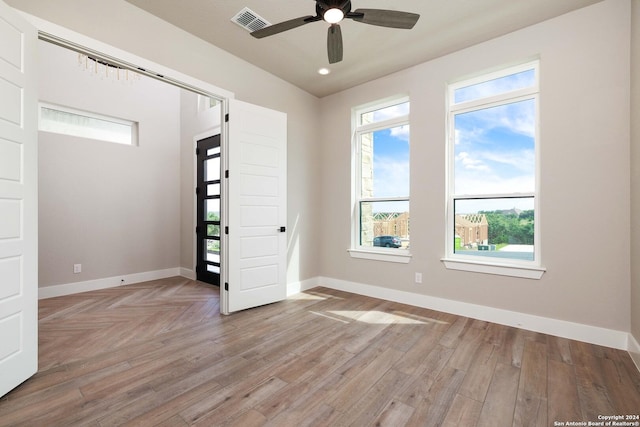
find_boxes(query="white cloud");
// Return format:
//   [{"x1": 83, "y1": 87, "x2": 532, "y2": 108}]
[
  {"x1": 390, "y1": 125, "x2": 410, "y2": 141},
  {"x1": 372, "y1": 157, "x2": 410, "y2": 198},
  {"x1": 456, "y1": 151, "x2": 491, "y2": 172},
  {"x1": 455, "y1": 170, "x2": 535, "y2": 195},
  {"x1": 498, "y1": 108, "x2": 535, "y2": 138},
  {"x1": 371, "y1": 102, "x2": 409, "y2": 122},
  {"x1": 454, "y1": 69, "x2": 535, "y2": 104},
  {"x1": 481, "y1": 149, "x2": 535, "y2": 172}
]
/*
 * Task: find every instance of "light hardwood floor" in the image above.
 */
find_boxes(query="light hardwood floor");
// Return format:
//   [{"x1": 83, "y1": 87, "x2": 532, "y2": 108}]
[{"x1": 1, "y1": 277, "x2": 639, "y2": 426}]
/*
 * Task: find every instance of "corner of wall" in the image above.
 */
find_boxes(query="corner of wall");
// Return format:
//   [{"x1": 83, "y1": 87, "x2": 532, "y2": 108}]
[
  {"x1": 630, "y1": 0, "x2": 640, "y2": 361},
  {"x1": 629, "y1": 332, "x2": 640, "y2": 373}
]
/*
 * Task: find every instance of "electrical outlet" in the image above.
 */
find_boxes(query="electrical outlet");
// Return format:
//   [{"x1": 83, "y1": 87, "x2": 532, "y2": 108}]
[
  {"x1": 73, "y1": 264, "x2": 82, "y2": 274},
  {"x1": 415, "y1": 272, "x2": 422, "y2": 284}
]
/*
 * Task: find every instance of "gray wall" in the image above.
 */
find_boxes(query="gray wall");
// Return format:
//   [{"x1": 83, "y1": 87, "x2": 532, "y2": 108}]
[
  {"x1": 631, "y1": 0, "x2": 640, "y2": 348},
  {"x1": 319, "y1": 0, "x2": 631, "y2": 332},
  {"x1": 9, "y1": 0, "x2": 323, "y2": 287},
  {"x1": 38, "y1": 41, "x2": 181, "y2": 286}
]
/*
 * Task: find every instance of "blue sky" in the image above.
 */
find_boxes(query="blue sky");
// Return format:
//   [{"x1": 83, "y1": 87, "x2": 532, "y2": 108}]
[
  {"x1": 454, "y1": 68, "x2": 537, "y2": 213},
  {"x1": 363, "y1": 68, "x2": 536, "y2": 215},
  {"x1": 454, "y1": 98, "x2": 536, "y2": 199},
  {"x1": 361, "y1": 101, "x2": 410, "y2": 214},
  {"x1": 371, "y1": 125, "x2": 410, "y2": 199},
  {"x1": 454, "y1": 69, "x2": 536, "y2": 104}
]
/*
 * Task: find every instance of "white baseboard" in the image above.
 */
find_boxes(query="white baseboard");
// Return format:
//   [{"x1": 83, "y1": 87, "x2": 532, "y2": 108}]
[
  {"x1": 38, "y1": 268, "x2": 182, "y2": 299},
  {"x1": 315, "y1": 276, "x2": 630, "y2": 351},
  {"x1": 180, "y1": 267, "x2": 196, "y2": 280},
  {"x1": 287, "y1": 277, "x2": 320, "y2": 296},
  {"x1": 629, "y1": 334, "x2": 640, "y2": 373}
]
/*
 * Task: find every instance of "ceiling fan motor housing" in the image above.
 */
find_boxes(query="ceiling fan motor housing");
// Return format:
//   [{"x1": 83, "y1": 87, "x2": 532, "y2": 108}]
[{"x1": 316, "y1": 0, "x2": 352, "y2": 20}]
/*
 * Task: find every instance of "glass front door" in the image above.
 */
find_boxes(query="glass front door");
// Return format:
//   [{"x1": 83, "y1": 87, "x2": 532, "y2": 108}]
[{"x1": 196, "y1": 135, "x2": 221, "y2": 285}]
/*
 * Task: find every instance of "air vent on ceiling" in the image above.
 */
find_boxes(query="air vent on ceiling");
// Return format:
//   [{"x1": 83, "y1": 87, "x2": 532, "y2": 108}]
[{"x1": 231, "y1": 7, "x2": 270, "y2": 33}]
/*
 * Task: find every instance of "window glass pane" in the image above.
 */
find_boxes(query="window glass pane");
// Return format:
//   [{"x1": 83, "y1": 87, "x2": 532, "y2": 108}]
[
  {"x1": 205, "y1": 199, "x2": 220, "y2": 221},
  {"x1": 360, "y1": 101, "x2": 409, "y2": 125},
  {"x1": 454, "y1": 99, "x2": 535, "y2": 195},
  {"x1": 207, "y1": 264, "x2": 220, "y2": 274},
  {"x1": 361, "y1": 125, "x2": 410, "y2": 198},
  {"x1": 454, "y1": 197, "x2": 534, "y2": 261},
  {"x1": 360, "y1": 200, "x2": 409, "y2": 249},
  {"x1": 206, "y1": 157, "x2": 220, "y2": 181},
  {"x1": 205, "y1": 239, "x2": 220, "y2": 263},
  {"x1": 454, "y1": 68, "x2": 535, "y2": 104},
  {"x1": 207, "y1": 146, "x2": 220, "y2": 156},
  {"x1": 40, "y1": 106, "x2": 135, "y2": 145},
  {"x1": 207, "y1": 224, "x2": 220, "y2": 237},
  {"x1": 207, "y1": 183, "x2": 220, "y2": 197},
  {"x1": 198, "y1": 95, "x2": 220, "y2": 112}
]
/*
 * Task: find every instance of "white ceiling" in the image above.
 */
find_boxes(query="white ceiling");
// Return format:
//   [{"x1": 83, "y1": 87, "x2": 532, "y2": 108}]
[{"x1": 124, "y1": 0, "x2": 603, "y2": 98}]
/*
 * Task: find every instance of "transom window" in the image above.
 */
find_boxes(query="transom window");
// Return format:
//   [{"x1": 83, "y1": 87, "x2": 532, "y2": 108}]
[
  {"x1": 447, "y1": 61, "x2": 540, "y2": 268},
  {"x1": 39, "y1": 103, "x2": 137, "y2": 146},
  {"x1": 351, "y1": 97, "x2": 410, "y2": 260}
]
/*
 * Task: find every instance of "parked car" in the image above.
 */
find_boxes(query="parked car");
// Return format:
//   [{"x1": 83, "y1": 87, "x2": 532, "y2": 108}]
[{"x1": 373, "y1": 235, "x2": 402, "y2": 248}]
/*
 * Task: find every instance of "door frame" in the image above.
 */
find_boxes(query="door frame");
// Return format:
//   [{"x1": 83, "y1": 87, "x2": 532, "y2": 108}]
[
  {"x1": 192, "y1": 128, "x2": 222, "y2": 284},
  {"x1": 21, "y1": 12, "x2": 234, "y2": 296}
]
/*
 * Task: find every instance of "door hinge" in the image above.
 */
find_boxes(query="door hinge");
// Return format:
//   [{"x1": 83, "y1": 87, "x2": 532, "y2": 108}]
[
  {"x1": 225, "y1": 226, "x2": 229, "y2": 235},
  {"x1": 225, "y1": 113, "x2": 229, "y2": 122},
  {"x1": 196, "y1": 147, "x2": 200, "y2": 155},
  {"x1": 195, "y1": 226, "x2": 200, "y2": 233},
  {"x1": 224, "y1": 282, "x2": 229, "y2": 291},
  {"x1": 225, "y1": 170, "x2": 229, "y2": 179},
  {"x1": 195, "y1": 187, "x2": 200, "y2": 195}
]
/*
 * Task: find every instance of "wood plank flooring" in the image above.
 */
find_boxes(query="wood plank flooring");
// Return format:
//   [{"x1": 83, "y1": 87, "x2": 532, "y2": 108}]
[{"x1": 1, "y1": 277, "x2": 639, "y2": 426}]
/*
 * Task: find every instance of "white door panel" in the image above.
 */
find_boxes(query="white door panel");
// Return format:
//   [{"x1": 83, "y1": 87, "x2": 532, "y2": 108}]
[
  {"x1": 0, "y1": 0, "x2": 38, "y2": 397},
  {"x1": 223, "y1": 99, "x2": 287, "y2": 313}
]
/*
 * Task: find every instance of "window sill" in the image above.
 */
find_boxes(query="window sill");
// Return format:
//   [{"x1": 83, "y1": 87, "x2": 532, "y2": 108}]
[
  {"x1": 441, "y1": 258, "x2": 545, "y2": 279},
  {"x1": 348, "y1": 248, "x2": 412, "y2": 264}
]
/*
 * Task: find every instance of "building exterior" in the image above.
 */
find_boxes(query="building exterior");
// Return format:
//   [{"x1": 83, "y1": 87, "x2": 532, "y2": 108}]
[
  {"x1": 373, "y1": 212, "x2": 410, "y2": 240},
  {"x1": 455, "y1": 214, "x2": 488, "y2": 248}
]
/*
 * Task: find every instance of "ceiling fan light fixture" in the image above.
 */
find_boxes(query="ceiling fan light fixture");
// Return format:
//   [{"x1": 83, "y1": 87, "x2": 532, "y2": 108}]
[
  {"x1": 323, "y1": 8, "x2": 344, "y2": 24},
  {"x1": 249, "y1": 1, "x2": 421, "y2": 64}
]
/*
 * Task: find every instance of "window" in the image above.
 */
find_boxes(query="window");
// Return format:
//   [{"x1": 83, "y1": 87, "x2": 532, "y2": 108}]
[
  {"x1": 350, "y1": 97, "x2": 410, "y2": 262},
  {"x1": 39, "y1": 103, "x2": 137, "y2": 146},
  {"x1": 197, "y1": 94, "x2": 220, "y2": 113},
  {"x1": 445, "y1": 61, "x2": 544, "y2": 278}
]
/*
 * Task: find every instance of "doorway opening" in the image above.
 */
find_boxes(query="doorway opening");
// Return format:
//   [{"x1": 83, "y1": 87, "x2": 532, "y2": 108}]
[{"x1": 36, "y1": 32, "x2": 227, "y2": 291}]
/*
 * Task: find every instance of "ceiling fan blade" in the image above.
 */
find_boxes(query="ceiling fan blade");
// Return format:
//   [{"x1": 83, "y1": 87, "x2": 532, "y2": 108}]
[
  {"x1": 327, "y1": 24, "x2": 343, "y2": 64},
  {"x1": 350, "y1": 9, "x2": 420, "y2": 29},
  {"x1": 251, "y1": 15, "x2": 319, "y2": 39}
]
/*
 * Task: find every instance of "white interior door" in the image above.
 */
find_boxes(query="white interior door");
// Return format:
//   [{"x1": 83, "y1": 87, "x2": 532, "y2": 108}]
[
  {"x1": 0, "y1": 1, "x2": 38, "y2": 397},
  {"x1": 222, "y1": 99, "x2": 287, "y2": 314}
]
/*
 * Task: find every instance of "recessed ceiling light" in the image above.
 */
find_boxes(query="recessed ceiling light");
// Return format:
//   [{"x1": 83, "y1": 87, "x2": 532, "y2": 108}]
[{"x1": 318, "y1": 68, "x2": 330, "y2": 75}]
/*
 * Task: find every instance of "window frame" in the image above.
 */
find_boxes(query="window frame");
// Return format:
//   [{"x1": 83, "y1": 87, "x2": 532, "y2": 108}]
[
  {"x1": 38, "y1": 102, "x2": 138, "y2": 146},
  {"x1": 443, "y1": 61, "x2": 545, "y2": 279},
  {"x1": 349, "y1": 96, "x2": 412, "y2": 263}
]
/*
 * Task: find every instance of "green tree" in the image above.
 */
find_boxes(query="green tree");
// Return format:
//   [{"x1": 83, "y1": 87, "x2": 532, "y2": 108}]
[{"x1": 482, "y1": 210, "x2": 534, "y2": 245}]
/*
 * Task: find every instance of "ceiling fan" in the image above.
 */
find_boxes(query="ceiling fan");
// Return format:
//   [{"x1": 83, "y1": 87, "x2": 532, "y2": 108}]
[{"x1": 250, "y1": 0, "x2": 420, "y2": 64}]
